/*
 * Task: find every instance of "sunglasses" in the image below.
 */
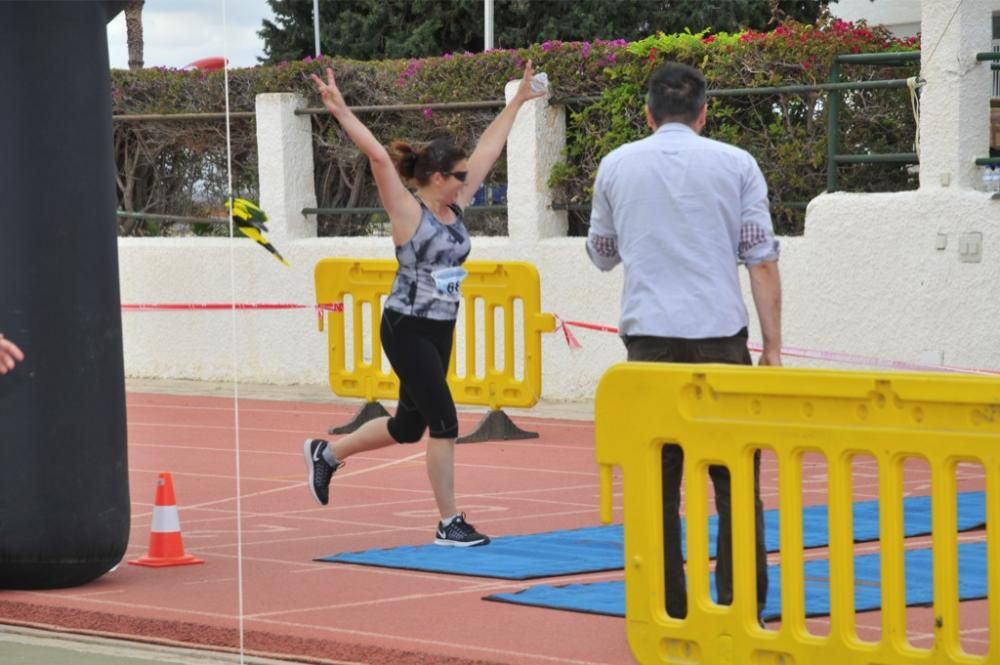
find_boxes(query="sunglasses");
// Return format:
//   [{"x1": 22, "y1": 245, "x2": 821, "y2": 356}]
[{"x1": 443, "y1": 170, "x2": 468, "y2": 183}]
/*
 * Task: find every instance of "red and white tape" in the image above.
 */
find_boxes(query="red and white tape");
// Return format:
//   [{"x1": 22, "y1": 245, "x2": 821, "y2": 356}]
[
  {"x1": 555, "y1": 317, "x2": 1000, "y2": 376},
  {"x1": 121, "y1": 306, "x2": 999, "y2": 376},
  {"x1": 121, "y1": 302, "x2": 343, "y2": 325}
]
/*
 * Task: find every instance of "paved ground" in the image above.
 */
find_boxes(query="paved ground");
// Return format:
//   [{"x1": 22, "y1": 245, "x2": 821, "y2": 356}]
[
  {"x1": 124, "y1": 378, "x2": 595, "y2": 421},
  {"x1": 2, "y1": 379, "x2": 622, "y2": 665},
  {"x1": 0, "y1": 625, "x2": 308, "y2": 665},
  {"x1": 8, "y1": 378, "x2": 991, "y2": 663}
]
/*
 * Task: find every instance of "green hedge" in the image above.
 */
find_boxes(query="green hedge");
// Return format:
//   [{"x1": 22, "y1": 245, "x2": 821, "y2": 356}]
[
  {"x1": 549, "y1": 19, "x2": 920, "y2": 234},
  {"x1": 111, "y1": 17, "x2": 918, "y2": 237}
]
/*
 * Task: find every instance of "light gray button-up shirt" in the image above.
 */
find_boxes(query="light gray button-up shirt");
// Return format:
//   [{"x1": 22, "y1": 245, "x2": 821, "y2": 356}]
[{"x1": 586, "y1": 122, "x2": 779, "y2": 339}]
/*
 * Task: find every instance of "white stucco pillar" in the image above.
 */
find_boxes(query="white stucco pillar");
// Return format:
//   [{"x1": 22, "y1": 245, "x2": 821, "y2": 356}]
[
  {"x1": 918, "y1": 0, "x2": 993, "y2": 190},
  {"x1": 255, "y1": 93, "x2": 317, "y2": 241},
  {"x1": 504, "y1": 80, "x2": 568, "y2": 242}
]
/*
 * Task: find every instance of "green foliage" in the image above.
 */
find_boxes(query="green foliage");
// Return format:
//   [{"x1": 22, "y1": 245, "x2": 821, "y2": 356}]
[
  {"x1": 551, "y1": 16, "x2": 920, "y2": 234},
  {"x1": 260, "y1": 0, "x2": 481, "y2": 62},
  {"x1": 112, "y1": 14, "x2": 919, "y2": 238},
  {"x1": 259, "y1": 0, "x2": 835, "y2": 63}
]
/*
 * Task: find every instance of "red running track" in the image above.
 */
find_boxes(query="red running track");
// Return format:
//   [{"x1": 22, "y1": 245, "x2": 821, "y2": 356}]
[{"x1": 0, "y1": 387, "x2": 990, "y2": 664}]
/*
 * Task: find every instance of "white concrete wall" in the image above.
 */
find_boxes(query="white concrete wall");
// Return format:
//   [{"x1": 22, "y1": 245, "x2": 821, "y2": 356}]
[
  {"x1": 785, "y1": 189, "x2": 1000, "y2": 370},
  {"x1": 119, "y1": 0, "x2": 1000, "y2": 401},
  {"x1": 117, "y1": 234, "x2": 631, "y2": 399}
]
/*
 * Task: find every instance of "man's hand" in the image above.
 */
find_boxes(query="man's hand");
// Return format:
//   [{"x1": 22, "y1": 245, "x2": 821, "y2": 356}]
[{"x1": 758, "y1": 347, "x2": 782, "y2": 366}]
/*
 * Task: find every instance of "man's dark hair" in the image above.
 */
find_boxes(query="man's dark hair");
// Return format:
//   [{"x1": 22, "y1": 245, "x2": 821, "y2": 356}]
[{"x1": 647, "y1": 62, "x2": 707, "y2": 126}]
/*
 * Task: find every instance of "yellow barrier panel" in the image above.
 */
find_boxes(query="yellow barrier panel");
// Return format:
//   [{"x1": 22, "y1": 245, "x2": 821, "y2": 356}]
[
  {"x1": 595, "y1": 363, "x2": 1000, "y2": 665},
  {"x1": 315, "y1": 258, "x2": 556, "y2": 440}
]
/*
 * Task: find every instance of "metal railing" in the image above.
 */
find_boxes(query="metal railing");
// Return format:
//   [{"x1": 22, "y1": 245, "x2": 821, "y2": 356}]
[
  {"x1": 112, "y1": 112, "x2": 255, "y2": 121},
  {"x1": 550, "y1": 201, "x2": 810, "y2": 213},
  {"x1": 302, "y1": 204, "x2": 508, "y2": 216},
  {"x1": 294, "y1": 100, "x2": 505, "y2": 115},
  {"x1": 990, "y1": 34, "x2": 1000, "y2": 96},
  {"x1": 977, "y1": 50, "x2": 1000, "y2": 170},
  {"x1": 115, "y1": 205, "x2": 510, "y2": 229},
  {"x1": 116, "y1": 211, "x2": 228, "y2": 225},
  {"x1": 119, "y1": 48, "x2": 1000, "y2": 230},
  {"x1": 825, "y1": 51, "x2": 920, "y2": 192}
]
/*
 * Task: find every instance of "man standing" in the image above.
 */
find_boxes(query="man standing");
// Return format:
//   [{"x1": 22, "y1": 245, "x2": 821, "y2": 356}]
[{"x1": 586, "y1": 62, "x2": 781, "y2": 620}]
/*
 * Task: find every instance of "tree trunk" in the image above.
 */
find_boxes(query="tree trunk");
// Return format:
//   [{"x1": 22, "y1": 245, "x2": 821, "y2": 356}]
[{"x1": 125, "y1": 0, "x2": 144, "y2": 70}]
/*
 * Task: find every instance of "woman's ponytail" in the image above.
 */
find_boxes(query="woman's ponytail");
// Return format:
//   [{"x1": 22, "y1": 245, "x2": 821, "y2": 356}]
[
  {"x1": 389, "y1": 141, "x2": 419, "y2": 180},
  {"x1": 389, "y1": 138, "x2": 466, "y2": 185}
]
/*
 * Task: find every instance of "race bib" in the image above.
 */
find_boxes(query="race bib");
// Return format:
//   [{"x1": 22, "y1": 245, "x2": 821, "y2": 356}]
[{"x1": 431, "y1": 267, "x2": 467, "y2": 301}]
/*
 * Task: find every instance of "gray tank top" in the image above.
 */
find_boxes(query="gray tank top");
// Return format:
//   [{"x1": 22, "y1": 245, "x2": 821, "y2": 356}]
[{"x1": 384, "y1": 201, "x2": 471, "y2": 320}]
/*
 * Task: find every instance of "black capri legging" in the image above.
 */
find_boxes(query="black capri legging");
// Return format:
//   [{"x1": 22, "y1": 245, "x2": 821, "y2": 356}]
[{"x1": 380, "y1": 309, "x2": 458, "y2": 442}]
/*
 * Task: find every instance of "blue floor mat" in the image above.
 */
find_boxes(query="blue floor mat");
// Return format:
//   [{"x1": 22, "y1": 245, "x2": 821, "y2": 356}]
[
  {"x1": 316, "y1": 491, "x2": 985, "y2": 580},
  {"x1": 484, "y1": 541, "x2": 989, "y2": 620},
  {"x1": 318, "y1": 524, "x2": 623, "y2": 580}
]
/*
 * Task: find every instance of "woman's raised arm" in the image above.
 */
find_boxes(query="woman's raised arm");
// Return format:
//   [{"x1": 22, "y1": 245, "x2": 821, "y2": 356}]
[
  {"x1": 310, "y1": 67, "x2": 419, "y2": 237},
  {"x1": 457, "y1": 60, "x2": 546, "y2": 209}
]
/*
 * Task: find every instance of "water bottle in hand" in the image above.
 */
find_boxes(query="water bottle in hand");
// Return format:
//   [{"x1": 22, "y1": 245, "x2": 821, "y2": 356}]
[{"x1": 530, "y1": 72, "x2": 549, "y2": 93}]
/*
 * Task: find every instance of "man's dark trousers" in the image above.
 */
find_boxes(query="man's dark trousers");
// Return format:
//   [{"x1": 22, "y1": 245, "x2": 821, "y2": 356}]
[{"x1": 624, "y1": 328, "x2": 768, "y2": 620}]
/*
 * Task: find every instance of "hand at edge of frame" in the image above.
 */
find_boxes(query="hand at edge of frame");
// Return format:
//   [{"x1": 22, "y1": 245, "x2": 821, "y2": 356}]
[{"x1": 0, "y1": 334, "x2": 25, "y2": 375}]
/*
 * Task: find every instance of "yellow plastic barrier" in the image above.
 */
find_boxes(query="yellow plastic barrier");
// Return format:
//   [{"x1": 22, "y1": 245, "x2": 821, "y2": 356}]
[
  {"x1": 315, "y1": 258, "x2": 556, "y2": 441},
  {"x1": 595, "y1": 363, "x2": 1000, "y2": 665}
]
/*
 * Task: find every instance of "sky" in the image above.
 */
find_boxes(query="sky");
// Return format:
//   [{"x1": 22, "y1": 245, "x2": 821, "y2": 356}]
[{"x1": 107, "y1": 0, "x2": 282, "y2": 69}]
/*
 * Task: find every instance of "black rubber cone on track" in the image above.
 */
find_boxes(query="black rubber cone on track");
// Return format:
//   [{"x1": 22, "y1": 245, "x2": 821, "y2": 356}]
[{"x1": 0, "y1": 1, "x2": 131, "y2": 589}]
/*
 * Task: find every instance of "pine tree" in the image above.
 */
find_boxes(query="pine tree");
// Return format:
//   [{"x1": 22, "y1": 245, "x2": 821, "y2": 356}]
[{"x1": 258, "y1": 0, "x2": 834, "y2": 64}]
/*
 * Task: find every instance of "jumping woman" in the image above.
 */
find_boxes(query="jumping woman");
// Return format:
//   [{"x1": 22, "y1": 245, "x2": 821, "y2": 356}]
[{"x1": 303, "y1": 61, "x2": 545, "y2": 546}]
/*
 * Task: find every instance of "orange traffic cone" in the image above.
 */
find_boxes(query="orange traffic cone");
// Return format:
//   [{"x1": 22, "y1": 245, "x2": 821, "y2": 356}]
[{"x1": 129, "y1": 472, "x2": 204, "y2": 568}]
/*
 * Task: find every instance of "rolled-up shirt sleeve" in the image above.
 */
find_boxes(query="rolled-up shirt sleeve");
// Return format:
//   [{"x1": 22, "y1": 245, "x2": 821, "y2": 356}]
[
  {"x1": 586, "y1": 161, "x2": 621, "y2": 271},
  {"x1": 738, "y1": 159, "x2": 780, "y2": 266}
]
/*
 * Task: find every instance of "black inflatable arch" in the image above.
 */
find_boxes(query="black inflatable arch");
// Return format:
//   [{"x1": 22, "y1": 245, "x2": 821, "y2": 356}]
[{"x1": 0, "y1": 1, "x2": 131, "y2": 589}]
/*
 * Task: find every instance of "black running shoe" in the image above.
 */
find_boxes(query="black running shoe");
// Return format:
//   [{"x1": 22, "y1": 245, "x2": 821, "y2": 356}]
[
  {"x1": 434, "y1": 513, "x2": 490, "y2": 547},
  {"x1": 303, "y1": 439, "x2": 341, "y2": 506}
]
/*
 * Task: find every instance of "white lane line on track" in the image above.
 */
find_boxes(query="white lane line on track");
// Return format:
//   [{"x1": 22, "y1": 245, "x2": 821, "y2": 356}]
[
  {"x1": 12, "y1": 590, "x2": 623, "y2": 665},
  {"x1": 248, "y1": 615, "x2": 630, "y2": 665},
  {"x1": 246, "y1": 571, "x2": 623, "y2": 619},
  {"x1": 128, "y1": 401, "x2": 595, "y2": 425},
  {"x1": 127, "y1": 435, "x2": 594, "y2": 452},
  {"x1": 129, "y1": 505, "x2": 610, "y2": 555},
  {"x1": 132, "y1": 452, "x2": 426, "y2": 516}
]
